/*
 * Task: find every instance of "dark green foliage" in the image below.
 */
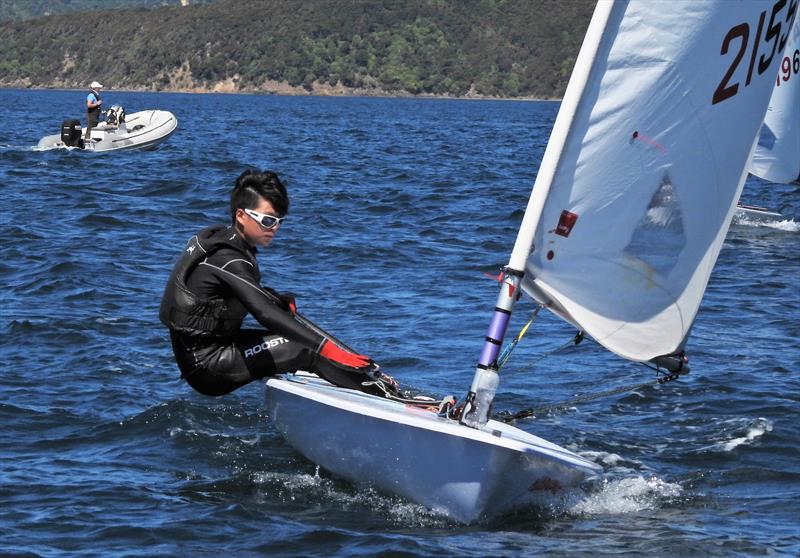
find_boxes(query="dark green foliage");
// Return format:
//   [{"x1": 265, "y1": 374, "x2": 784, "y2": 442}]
[
  {"x1": 0, "y1": 0, "x2": 215, "y2": 22},
  {"x1": 0, "y1": 0, "x2": 596, "y2": 98}
]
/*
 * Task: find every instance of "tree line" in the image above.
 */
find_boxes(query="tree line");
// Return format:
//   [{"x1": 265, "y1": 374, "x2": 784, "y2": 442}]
[
  {"x1": 0, "y1": 0, "x2": 595, "y2": 99},
  {"x1": 0, "y1": 0, "x2": 214, "y2": 22}
]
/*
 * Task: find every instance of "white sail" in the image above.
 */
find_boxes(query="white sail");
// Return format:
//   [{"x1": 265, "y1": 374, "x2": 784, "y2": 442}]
[
  {"x1": 518, "y1": 0, "x2": 796, "y2": 363},
  {"x1": 749, "y1": 14, "x2": 800, "y2": 184}
]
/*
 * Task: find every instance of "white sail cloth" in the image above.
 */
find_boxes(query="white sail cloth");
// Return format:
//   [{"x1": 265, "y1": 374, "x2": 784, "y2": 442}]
[
  {"x1": 749, "y1": 14, "x2": 800, "y2": 184},
  {"x1": 518, "y1": 0, "x2": 796, "y2": 362}
]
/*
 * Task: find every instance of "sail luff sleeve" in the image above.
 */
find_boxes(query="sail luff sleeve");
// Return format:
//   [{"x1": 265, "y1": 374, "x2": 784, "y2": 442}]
[
  {"x1": 459, "y1": 1, "x2": 622, "y2": 430},
  {"x1": 507, "y1": 0, "x2": 620, "y2": 273}
]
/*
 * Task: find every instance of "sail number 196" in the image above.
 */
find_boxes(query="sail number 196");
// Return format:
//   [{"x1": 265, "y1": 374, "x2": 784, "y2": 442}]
[
  {"x1": 776, "y1": 49, "x2": 800, "y2": 85},
  {"x1": 712, "y1": 0, "x2": 798, "y2": 105}
]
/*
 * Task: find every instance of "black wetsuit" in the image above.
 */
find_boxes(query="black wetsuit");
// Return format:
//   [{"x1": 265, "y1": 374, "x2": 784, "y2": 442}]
[{"x1": 160, "y1": 225, "x2": 378, "y2": 396}]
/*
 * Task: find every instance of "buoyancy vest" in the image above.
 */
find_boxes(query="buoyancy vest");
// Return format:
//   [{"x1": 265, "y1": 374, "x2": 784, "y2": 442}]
[
  {"x1": 87, "y1": 91, "x2": 102, "y2": 116},
  {"x1": 159, "y1": 225, "x2": 252, "y2": 337}
]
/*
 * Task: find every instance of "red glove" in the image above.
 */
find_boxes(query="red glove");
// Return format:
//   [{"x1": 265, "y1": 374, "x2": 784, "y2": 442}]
[
  {"x1": 319, "y1": 340, "x2": 371, "y2": 369},
  {"x1": 280, "y1": 293, "x2": 297, "y2": 314},
  {"x1": 266, "y1": 288, "x2": 297, "y2": 314}
]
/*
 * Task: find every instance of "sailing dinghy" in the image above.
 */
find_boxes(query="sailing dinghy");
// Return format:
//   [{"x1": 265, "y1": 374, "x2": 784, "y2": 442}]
[
  {"x1": 735, "y1": 12, "x2": 800, "y2": 223},
  {"x1": 734, "y1": 202, "x2": 787, "y2": 223},
  {"x1": 266, "y1": 0, "x2": 796, "y2": 523}
]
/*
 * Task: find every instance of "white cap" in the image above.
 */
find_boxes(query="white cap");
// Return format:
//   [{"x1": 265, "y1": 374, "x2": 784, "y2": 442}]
[{"x1": 90, "y1": 81, "x2": 103, "y2": 89}]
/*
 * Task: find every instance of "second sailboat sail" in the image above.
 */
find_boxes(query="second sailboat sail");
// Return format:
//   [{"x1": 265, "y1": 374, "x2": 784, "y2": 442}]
[{"x1": 749, "y1": 12, "x2": 800, "y2": 185}]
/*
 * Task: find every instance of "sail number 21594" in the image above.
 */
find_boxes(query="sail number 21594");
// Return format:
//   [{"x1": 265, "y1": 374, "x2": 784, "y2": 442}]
[{"x1": 712, "y1": 0, "x2": 798, "y2": 105}]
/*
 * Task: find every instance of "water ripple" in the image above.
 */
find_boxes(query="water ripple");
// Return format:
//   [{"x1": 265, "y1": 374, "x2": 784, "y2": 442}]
[{"x1": 0, "y1": 89, "x2": 798, "y2": 556}]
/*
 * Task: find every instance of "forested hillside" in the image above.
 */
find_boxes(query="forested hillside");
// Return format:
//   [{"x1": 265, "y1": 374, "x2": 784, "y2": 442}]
[
  {"x1": 0, "y1": 0, "x2": 595, "y2": 98},
  {"x1": 0, "y1": 0, "x2": 212, "y2": 22}
]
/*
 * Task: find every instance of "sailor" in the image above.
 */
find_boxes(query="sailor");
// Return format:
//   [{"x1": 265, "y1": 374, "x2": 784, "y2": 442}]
[
  {"x1": 85, "y1": 81, "x2": 104, "y2": 140},
  {"x1": 160, "y1": 169, "x2": 395, "y2": 397}
]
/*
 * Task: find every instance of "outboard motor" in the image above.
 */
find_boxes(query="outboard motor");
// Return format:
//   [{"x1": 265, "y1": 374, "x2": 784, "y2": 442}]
[
  {"x1": 105, "y1": 105, "x2": 125, "y2": 127},
  {"x1": 60, "y1": 119, "x2": 83, "y2": 147}
]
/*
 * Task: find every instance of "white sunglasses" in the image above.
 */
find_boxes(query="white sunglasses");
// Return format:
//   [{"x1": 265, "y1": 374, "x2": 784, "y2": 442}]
[{"x1": 243, "y1": 208, "x2": 285, "y2": 230}]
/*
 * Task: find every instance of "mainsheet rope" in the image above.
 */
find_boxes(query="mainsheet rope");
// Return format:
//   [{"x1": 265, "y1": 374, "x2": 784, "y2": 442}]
[
  {"x1": 493, "y1": 306, "x2": 688, "y2": 423},
  {"x1": 495, "y1": 367, "x2": 686, "y2": 423}
]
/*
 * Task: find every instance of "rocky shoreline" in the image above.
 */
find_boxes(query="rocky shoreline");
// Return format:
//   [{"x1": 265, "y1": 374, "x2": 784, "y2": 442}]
[{"x1": 0, "y1": 75, "x2": 553, "y2": 101}]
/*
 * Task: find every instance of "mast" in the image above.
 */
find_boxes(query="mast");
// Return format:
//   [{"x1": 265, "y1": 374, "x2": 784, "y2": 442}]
[{"x1": 459, "y1": 0, "x2": 620, "y2": 429}]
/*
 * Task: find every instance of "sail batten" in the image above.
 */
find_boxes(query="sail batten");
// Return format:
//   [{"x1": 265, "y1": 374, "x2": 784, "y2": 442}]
[{"x1": 519, "y1": 0, "x2": 796, "y2": 362}]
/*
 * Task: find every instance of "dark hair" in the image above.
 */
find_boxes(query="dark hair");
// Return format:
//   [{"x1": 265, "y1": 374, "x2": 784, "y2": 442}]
[{"x1": 230, "y1": 169, "x2": 289, "y2": 223}]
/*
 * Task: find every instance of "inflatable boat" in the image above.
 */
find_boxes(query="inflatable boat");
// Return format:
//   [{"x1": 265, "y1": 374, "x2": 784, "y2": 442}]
[{"x1": 37, "y1": 105, "x2": 177, "y2": 152}]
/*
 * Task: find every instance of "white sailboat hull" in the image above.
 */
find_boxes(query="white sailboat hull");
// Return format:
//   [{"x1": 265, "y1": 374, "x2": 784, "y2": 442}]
[
  {"x1": 734, "y1": 203, "x2": 785, "y2": 224},
  {"x1": 265, "y1": 372, "x2": 601, "y2": 523},
  {"x1": 37, "y1": 109, "x2": 177, "y2": 152}
]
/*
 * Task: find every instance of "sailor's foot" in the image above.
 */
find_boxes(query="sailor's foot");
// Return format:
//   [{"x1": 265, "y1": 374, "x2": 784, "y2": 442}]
[
  {"x1": 438, "y1": 395, "x2": 457, "y2": 416},
  {"x1": 358, "y1": 370, "x2": 411, "y2": 399},
  {"x1": 446, "y1": 397, "x2": 467, "y2": 421},
  {"x1": 378, "y1": 372, "x2": 400, "y2": 393}
]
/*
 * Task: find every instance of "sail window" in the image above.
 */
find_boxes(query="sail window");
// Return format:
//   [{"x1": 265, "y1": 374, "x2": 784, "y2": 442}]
[
  {"x1": 624, "y1": 172, "x2": 686, "y2": 277},
  {"x1": 756, "y1": 122, "x2": 777, "y2": 150}
]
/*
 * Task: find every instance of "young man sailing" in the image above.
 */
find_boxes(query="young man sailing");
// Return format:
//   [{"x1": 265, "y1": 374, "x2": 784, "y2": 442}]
[{"x1": 160, "y1": 169, "x2": 398, "y2": 397}]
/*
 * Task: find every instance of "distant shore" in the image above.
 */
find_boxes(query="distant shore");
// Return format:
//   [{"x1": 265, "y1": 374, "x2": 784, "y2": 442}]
[{"x1": 0, "y1": 77, "x2": 555, "y2": 102}]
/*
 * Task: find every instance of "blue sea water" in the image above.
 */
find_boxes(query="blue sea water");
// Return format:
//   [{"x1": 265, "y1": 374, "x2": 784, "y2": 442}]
[{"x1": 1, "y1": 88, "x2": 799, "y2": 557}]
